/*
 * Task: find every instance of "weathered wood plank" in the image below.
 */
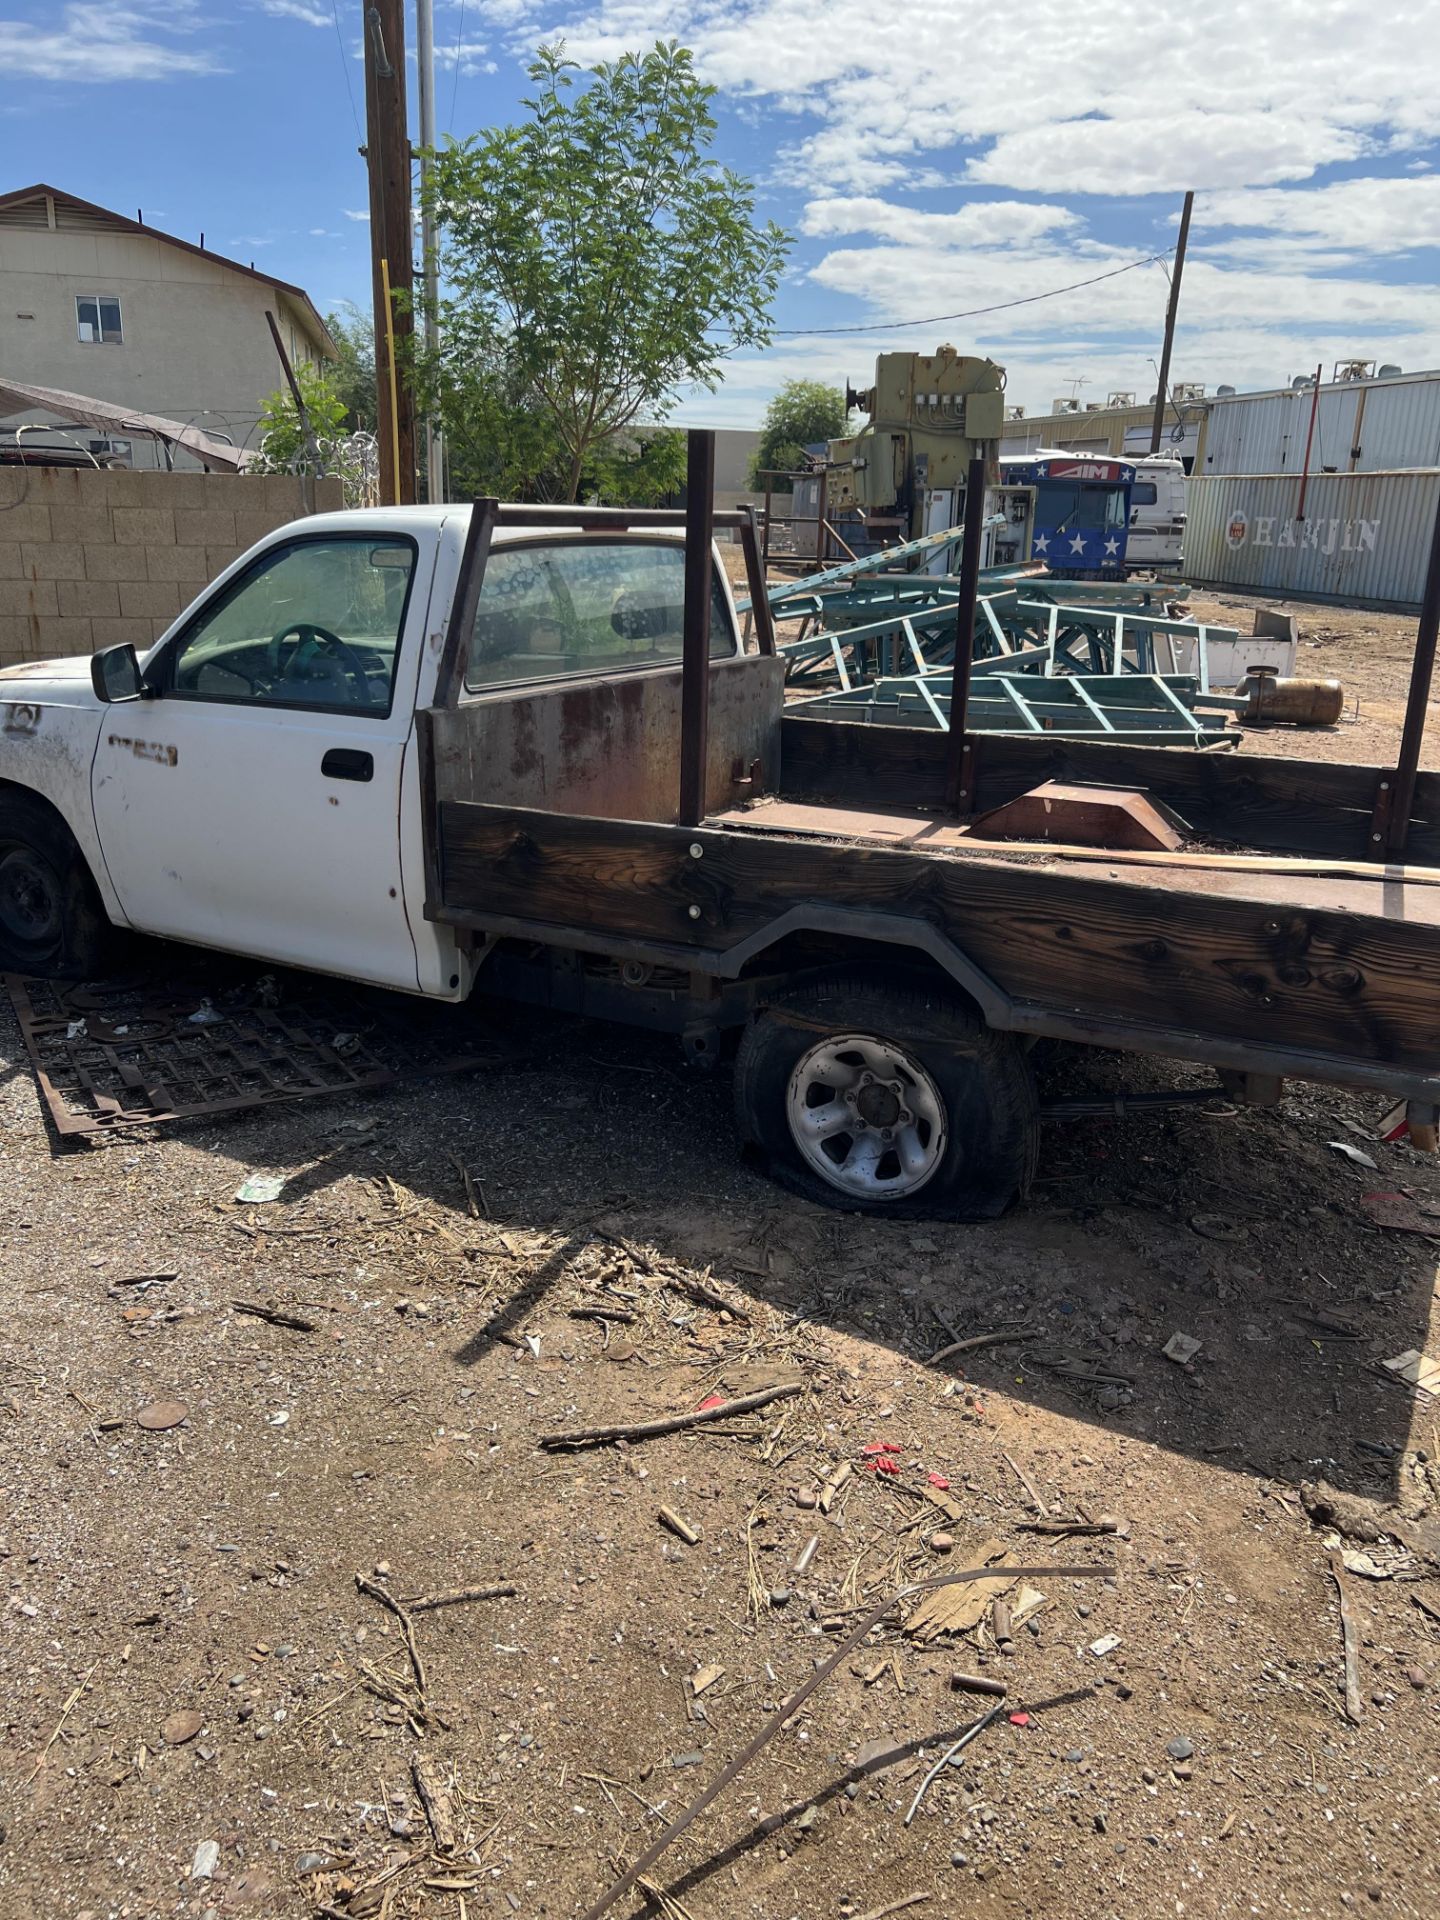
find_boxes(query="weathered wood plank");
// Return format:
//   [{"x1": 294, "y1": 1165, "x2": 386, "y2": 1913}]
[
  {"x1": 438, "y1": 800, "x2": 1440, "y2": 1078},
  {"x1": 778, "y1": 715, "x2": 1440, "y2": 864}
]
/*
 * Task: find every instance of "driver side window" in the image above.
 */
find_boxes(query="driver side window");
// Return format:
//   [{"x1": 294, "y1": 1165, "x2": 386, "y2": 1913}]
[{"x1": 166, "y1": 535, "x2": 417, "y2": 714}]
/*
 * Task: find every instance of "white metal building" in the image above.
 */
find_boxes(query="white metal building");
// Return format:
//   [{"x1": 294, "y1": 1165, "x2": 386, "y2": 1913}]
[{"x1": 1199, "y1": 368, "x2": 1440, "y2": 479}]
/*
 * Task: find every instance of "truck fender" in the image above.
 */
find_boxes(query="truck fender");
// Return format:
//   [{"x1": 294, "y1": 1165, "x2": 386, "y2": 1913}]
[{"x1": 712, "y1": 904, "x2": 1014, "y2": 1028}]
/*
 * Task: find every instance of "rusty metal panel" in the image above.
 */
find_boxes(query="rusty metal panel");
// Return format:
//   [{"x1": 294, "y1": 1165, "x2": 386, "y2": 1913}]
[
  {"x1": 6, "y1": 966, "x2": 495, "y2": 1136},
  {"x1": 428, "y1": 655, "x2": 782, "y2": 823},
  {"x1": 1185, "y1": 469, "x2": 1440, "y2": 610}
]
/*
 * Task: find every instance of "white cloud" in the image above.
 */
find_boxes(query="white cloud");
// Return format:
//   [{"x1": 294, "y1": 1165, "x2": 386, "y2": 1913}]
[
  {"x1": 254, "y1": 0, "x2": 329, "y2": 23},
  {"x1": 506, "y1": 0, "x2": 1438, "y2": 195},
  {"x1": 436, "y1": 39, "x2": 497, "y2": 73},
  {"x1": 1197, "y1": 176, "x2": 1440, "y2": 256},
  {"x1": 801, "y1": 197, "x2": 1081, "y2": 250},
  {"x1": 0, "y1": 3, "x2": 218, "y2": 81},
  {"x1": 343, "y1": 209, "x2": 371, "y2": 222}
]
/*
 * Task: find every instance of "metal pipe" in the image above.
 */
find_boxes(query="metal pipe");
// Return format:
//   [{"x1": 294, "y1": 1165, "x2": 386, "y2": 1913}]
[
  {"x1": 1382, "y1": 489, "x2": 1440, "y2": 854},
  {"x1": 1296, "y1": 362, "x2": 1323, "y2": 520},
  {"x1": 942, "y1": 455, "x2": 988, "y2": 814},
  {"x1": 415, "y1": 0, "x2": 442, "y2": 501},
  {"x1": 679, "y1": 430, "x2": 716, "y2": 828}
]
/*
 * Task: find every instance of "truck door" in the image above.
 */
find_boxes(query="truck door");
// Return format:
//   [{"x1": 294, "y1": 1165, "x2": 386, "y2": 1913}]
[{"x1": 90, "y1": 529, "x2": 428, "y2": 989}]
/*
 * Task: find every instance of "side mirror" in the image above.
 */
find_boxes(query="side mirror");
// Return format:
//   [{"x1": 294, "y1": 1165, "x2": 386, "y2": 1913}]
[{"x1": 91, "y1": 642, "x2": 146, "y2": 704}]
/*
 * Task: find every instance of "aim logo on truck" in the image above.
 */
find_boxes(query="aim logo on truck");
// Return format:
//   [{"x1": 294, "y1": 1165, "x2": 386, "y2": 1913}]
[{"x1": 1225, "y1": 510, "x2": 1381, "y2": 555}]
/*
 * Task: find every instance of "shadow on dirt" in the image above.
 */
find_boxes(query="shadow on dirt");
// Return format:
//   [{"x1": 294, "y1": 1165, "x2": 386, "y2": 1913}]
[{"x1": 9, "y1": 939, "x2": 1435, "y2": 1507}]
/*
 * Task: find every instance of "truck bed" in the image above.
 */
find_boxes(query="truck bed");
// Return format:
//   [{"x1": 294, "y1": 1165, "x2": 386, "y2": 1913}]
[{"x1": 431, "y1": 785, "x2": 1440, "y2": 1102}]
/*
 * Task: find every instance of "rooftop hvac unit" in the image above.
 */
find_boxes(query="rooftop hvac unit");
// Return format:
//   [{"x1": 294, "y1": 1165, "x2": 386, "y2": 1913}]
[
  {"x1": 1052, "y1": 397, "x2": 1080, "y2": 413},
  {"x1": 1377, "y1": 364, "x2": 1404, "y2": 378},
  {"x1": 1333, "y1": 359, "x2": 1375, "y2": 383},
  {"x1": 1105, "y1": 390, "x2": 1136, "y2": 408},
  {"x1": 1215, "y1": 384, "x2": 1236, "y2": 396},
  {"x1": 1172, "y1": 382, "x2": 1206, "y2": 401},
  {"x1": 1004, "y1": 405, "x2": 1026, "y2": 419},
  {"x1": 1291, "y1": 374, "x2": 1316, "y2": 389}
]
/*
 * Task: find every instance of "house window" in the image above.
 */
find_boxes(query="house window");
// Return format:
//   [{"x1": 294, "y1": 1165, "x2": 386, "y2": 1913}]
[{"x1": 76, "y1": 295, "x2": 123, "y2": 344}]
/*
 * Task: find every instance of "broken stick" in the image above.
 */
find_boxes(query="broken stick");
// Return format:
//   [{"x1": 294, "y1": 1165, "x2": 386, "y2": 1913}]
[
  {"x1": 1330, "y1": 1554, "x2": 1364, "y2": 1726},
  {"x1": 575, "y1": 1557, "x2": 1112, "y2": 1920},
  {"x1": 355, "y1": 1573, "x2": 427, "y2": 1705},
  {"x1": 540, "y1": 1382, "x2": 803, "y2": 1452},
  {"x1": 927, "y1": 1327, "x2": 1036, "y2": 1366},
  {"x1": 231, "y1": 1299, "x2": 317, "y2": 1333},
  {"x1": 411, "y1": 1752, "x2": 459, "y2": 1854},
  {"x1": 402, "y1": 1583, "x2": 516, "y2": 1614}
]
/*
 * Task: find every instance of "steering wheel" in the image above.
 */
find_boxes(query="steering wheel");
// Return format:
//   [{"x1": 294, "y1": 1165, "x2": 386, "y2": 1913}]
[{"x1": 266, "y1": 622, "x2": 372, "y2": 697}]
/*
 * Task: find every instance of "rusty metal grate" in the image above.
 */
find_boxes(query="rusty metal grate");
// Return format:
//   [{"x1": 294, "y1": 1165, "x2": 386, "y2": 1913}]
[{"x1": 5, "y1": 963, "x2": 495, "y2": 1137}]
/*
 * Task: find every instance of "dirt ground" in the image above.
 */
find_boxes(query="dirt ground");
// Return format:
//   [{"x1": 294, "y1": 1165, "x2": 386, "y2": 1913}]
[{"x1": 2, "y1": 586, "x2": 1439, "y2": 1920}]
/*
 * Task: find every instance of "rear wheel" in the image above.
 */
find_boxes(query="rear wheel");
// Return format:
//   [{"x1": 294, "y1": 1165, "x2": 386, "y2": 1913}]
[
  {"x1": 0, "y1": 793, "x2": 118, "y2": 978},
  {"x1": 732, "y1": 972, "x2": 1037, "y2": 1220}
]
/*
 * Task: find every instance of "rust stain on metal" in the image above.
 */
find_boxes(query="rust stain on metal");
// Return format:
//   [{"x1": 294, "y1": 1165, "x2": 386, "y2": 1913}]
[{"x1": 107, "y1": 734, "x2": 178, "y2": 768}]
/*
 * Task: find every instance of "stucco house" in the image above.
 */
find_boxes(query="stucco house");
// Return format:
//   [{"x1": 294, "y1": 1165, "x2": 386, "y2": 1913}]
[{"x1": 0, "y1": 184, "x2": 336, "y2": 469}]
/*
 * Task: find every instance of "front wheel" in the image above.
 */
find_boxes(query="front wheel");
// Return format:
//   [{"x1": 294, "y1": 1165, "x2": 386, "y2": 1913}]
[
  {"x1": 732, "y1": 972, "x2": 1038, "y2": 1220},
  {"x1": 0, "y1": 793, "x2": 118, "y2": 978}
]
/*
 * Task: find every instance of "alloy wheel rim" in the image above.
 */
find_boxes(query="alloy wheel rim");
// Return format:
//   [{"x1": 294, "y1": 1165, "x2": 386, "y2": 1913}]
[{"x1": 785, "y1": 1032, "x2": 948, "y2": 1200}]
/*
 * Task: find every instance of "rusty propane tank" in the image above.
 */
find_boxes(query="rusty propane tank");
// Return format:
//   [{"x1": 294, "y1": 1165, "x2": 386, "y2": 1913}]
[{"x1": 1235, "y1": 663, "x2": 1345, "y2": 727}]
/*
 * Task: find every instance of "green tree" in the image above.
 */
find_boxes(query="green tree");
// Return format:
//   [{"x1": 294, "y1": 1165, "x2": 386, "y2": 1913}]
[
  {"x1": 749, "y1": 379, "x2": 850, "y2": 492},
  {"x1": 420, "y1": 39, "x2": 789, "y2": 503},
  {"x1": 324, "y1": 301, "x2": 377, "y2": 433},
  {"x1": 252, "y1": 362, "x2": 347, "y2": 473}
]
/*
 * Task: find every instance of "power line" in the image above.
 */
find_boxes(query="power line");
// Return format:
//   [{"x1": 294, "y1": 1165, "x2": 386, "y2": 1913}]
[
  {"x1": 448, "y1": 0, "x2": 466, "y2": 132},
  {"x1": 721, "y1": 253, "x2": 1167, "y2": 338},
  {"x1": 331, "y1": 0, "x2": 362, "y2": 140}
]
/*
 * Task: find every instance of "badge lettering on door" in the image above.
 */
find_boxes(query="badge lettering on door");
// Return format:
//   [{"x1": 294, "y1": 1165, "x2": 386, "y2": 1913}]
[{"x1": 107, "y1": 734, "x2": 178, "y2": 767}]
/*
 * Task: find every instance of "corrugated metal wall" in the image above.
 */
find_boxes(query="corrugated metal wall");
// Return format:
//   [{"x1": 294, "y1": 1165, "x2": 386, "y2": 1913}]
[
  {"x1": 1202, "y1": 374, "x2": 1440, "y2": 476},
  {"x1": 1186, "y1": 470, "x2": 1440, "y2": 610}
]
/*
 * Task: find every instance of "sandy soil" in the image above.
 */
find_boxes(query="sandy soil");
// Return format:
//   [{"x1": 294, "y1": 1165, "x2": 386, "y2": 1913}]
[{"x1": 2, "y1": 978, "x2": 1438, "y2": 1920}]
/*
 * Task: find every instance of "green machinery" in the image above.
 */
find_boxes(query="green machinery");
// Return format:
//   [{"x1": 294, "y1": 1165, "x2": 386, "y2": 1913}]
[{"x1": 827, "y1": 345, "x2": 1007, "y2": 542}]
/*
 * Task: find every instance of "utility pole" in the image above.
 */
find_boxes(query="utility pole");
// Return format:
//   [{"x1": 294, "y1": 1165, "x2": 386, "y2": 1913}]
[
  {"x1": 363, "y1": 0, "x2": 416, "y2": 504},
  {"x1": 1149, "y1": 189, "x2": 1194, "y2": 456},
  {"x1": 415, "y1": 0, "x2": 442, "y2": 501}
]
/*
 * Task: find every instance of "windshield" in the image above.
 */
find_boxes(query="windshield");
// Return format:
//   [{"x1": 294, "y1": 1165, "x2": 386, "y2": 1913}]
[
  {"x1": 1045, "y1": 482, "x2": 1128, "y2": 531},
  {"x1": 466, "y1": 538, "x2": 733, "y2": 692}
]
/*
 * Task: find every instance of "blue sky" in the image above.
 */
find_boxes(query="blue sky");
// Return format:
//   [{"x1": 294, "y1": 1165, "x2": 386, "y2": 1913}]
[{"x1": 3, "y1": 0, "x2": 1440, "y2": 426}]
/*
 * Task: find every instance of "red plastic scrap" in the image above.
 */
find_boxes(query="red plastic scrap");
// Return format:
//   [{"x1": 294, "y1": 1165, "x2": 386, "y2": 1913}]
[
  {"x1": 861, "y1": 1441, "x2": 901, "y2": 1456},
  {"x1": 926, "y1": 1471, "x2": 951, "y2": 1490},
  {"x1": 864, "y1": 1457, "x2": 901, "y2": 1475},
  {"x1": 696, "y1": 1393, "x2": 726, "y2": 1411},
  {"x1": 1008, "y1": 1711, "x2": 1031, "y2": 1727}
]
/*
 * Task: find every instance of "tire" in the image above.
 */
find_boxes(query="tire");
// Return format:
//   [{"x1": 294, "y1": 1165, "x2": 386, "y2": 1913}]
[
  {"x1": 732, "y1": 970, "x2": 1038, "y2": 1221},
  {"x1": 0, "y1": 791, "x2": 118, "y2": 978}
]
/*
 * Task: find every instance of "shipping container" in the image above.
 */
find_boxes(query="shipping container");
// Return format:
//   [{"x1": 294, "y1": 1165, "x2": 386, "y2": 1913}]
[
  {"x1": 1200, "y1": 370, "x2": 1440, "y2": 477},
  {"x1": 1185, "y1": 469, "x2": 1440, "y2": 611}
]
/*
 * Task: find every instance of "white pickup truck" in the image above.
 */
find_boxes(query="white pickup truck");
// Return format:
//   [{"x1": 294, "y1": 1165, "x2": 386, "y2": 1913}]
[
  {"x1": 0, "y1": 506, "x2": 741, "y2": 1000},
  {"x1": 3, "y1": 499, "x2": 1437, "y2": 1219}
]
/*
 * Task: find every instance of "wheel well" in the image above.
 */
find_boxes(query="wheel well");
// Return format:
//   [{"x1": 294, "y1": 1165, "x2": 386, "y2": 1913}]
[
  {"x1": 0, "y1": 778, "x2": 106, "y2": 895},
  {"x1": 735, "y1": 929, "x2": 991, "y2": 1025}
]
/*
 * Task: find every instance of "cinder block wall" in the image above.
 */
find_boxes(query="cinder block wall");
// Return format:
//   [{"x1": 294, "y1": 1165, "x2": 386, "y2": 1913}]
[{"x1": 0, "y1": 468, "x2": 345, "y2": 669}]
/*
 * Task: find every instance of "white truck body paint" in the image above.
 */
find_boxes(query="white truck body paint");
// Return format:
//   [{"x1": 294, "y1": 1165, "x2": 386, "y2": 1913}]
[{"x1": 0, "y1": 504, "x2": 742, "y2": 1001}]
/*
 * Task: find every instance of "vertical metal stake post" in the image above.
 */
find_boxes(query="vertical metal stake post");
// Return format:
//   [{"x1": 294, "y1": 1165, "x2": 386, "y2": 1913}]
[
  {"x1": 1378, "y1": 490, "x2": 1440, "y2": 856},
  {"x1": 943, "y1": 455, "x2": 988, "y2": 815},
  {"x1": 679, "y1": 430, "x2": 716, "y2": 829}
]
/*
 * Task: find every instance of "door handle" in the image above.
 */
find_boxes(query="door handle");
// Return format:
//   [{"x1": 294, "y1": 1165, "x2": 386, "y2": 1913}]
[{"x1": 322, "y1": 748, "x2": 373, "y2": 782}]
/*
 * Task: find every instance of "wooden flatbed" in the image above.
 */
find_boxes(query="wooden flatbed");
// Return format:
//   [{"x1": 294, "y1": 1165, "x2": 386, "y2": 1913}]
[{"x1": 418, "y1": 486, "x2": 1440, "y2": 1217}]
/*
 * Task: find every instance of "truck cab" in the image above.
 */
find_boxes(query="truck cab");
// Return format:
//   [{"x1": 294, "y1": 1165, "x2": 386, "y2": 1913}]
[
  {"x1": 1124, "y1": 457, "x2": 1187, "y2": 572},
  {"x1": 0, "y1": 506, "x2": 745, "y2": 999}
]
